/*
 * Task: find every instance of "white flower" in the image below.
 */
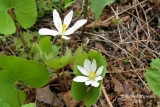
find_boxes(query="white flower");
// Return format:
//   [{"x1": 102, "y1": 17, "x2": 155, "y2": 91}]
[
  {"x1": 38, "y1": 9, "x2": 87, "y2": 40},
  {"x1": 73, "y1": 59, "x2": 104, "y2": 87}
]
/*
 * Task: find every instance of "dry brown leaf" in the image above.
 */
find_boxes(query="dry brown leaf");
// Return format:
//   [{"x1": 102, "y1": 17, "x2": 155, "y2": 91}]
[
  {"x1": 59, "y1": 91, "x2": 80, "y2": 107},
  {"x1": 123, "y1": 81, "x2": 132, "y2": 95},
  {"x1": 86, "y1": 19, "x2": 111, "y2": 28},
  {"x1": 111, "y1": 76, "x2": 124, "y2": 95},
  {"x1": 122, "y1": 15, "x2": 130, "y2": 22},
  {"x1": 36, "y1": 85, "x2": 64, "y2": 106},
  {"x1": 36, "y1": 86, "x2": 54, "y2": 104},
  {"x1": 95, "y1": 42, "x2": 108, "y2": 54}
]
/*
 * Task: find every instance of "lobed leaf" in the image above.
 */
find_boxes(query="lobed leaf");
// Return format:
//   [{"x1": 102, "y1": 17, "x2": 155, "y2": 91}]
[
  {"x1": 146, "y1": 58, "x2": 160, "y2": 97},
  {"x1": 0, "y1": 0, "x2": 37, "y2": 35},
  {"x1": 0, "y1": 55, "x2": 49, "y2": 107}
]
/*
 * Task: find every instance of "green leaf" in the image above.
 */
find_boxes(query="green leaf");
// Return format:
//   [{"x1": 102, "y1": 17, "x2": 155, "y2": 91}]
[
  {"x1": 64, "y1": 0, "x2": 76, "y2": 8},
  {"x1": 38, "y1": 37, "x2": 82, "y2": 70},
  {"x1": 0, "y1": 99, "x2": 10, "y2": 107},
  {"x1": 146, "y1": 58, "x2": 160, "y2": 97},
  {"x1": 0, "y1": 55, "x2": 49, "y2": 107},
  {"x1": 91, "y1": 0, "x2": 115, "y2": 23},
  {"x1": 112, "y1": 19, "x2": 121, "y2": 24},
  {"x1": 22, "y1": 103, "x2": 36, "y2": 107},
  {"x1": 71, "y1": 51, "x2": 107, "y2": 107},
  {"x1": 0, "y1": 0, "x2": 37, "y2": 35},
  {"x1": 39, "y1": 36, "x2": 59, "y2": 59}
]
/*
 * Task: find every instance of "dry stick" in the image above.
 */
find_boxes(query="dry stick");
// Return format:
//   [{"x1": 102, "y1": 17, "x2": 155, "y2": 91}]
[
  {"x1": 85, "y1": 32, "x2": 143, "y2": 62},
  {"x1": 81, "y1": 0, "x2": 89, "y2": 38},
  {"x1": 101, "y1": 84, "x2": 113, "y2": 107},
  {"x1": 110, "y1": 6, "x2": 123, "y2": 43},
  {"x1": 102, "y1": 0, "x2": 148, "y2": 24},
  {"x1": 126, "y1": 11, "x2": 160, "y2": 38},
  {"x1": 62, "y1": 67, "x2": 68, "y2": 91},
  {"x1": 120, "y1": 24, "x2": 160, "y2": 55},
  {"x1": 0, "y1": 40, "x2": 9, "y2": 56},
  {"x1": 5, "y1": 42, "x2": 16, "y2": 56},
  {"x1": 153, "y1": 0, "x2": 158, "y2": 13},
  {"x1": 56, "y1": 69, "x2": 65, "y2": 91},
  {"x1": 9, "y1": 9, "x2": 29, "y2": 54},
  {"x1": 137, "y1": 0, "x2": 150, "y2": 47}
]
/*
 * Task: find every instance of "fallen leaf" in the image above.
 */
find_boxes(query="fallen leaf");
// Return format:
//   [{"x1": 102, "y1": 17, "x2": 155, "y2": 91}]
[
  {"x1": 36, "y1": 85, "x2": 54, "y2": 104},
  {"x1": 122, "y1": 15, "x2": 130, "y2": 22},
  {"x1": 123, "y1": 81, "x2": 132, "y2": 95},
  {"x1": 86, "y1": 19, "x2": 111, "y2": 28},
  {"x1": 58, "y1": 91, "x2": 80, "y2": 107},
  {"x1": 36, "y1": 85, "x2": 64, "y2": 106},
  {"x1": 95, "y1": 42, "x2": 108, "y2": 54},
  {"x1": 111, "y1": 76, "x2": 124, "y2": 95}
]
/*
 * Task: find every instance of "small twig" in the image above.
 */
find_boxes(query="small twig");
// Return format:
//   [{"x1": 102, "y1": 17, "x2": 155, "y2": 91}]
[
  {"x1": 102, "y1": 0, "x2": 148, "y2": 23},
  {"x1": 137, "y1": 0, "x2": 150, "y2": 46},
  {"x1": 0, "y1": 40, "x2": 9, "y2": 56},
  {"x1": 153, "y1": 0, "x2": 158, "y2": 13},
  {"x1": 5, "y1": 42, "x2": 16, "y2": 56},
  {"x1": 110, "y1": 6, "x2": 123, "y2": 43},
  {"x1": 101, "y1": 84, "x2": 113, "y2": 107}
]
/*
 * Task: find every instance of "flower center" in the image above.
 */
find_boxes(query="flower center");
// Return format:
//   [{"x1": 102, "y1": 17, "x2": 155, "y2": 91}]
[
  {"x1": 89, "y1": 72, "x2": 95, "y2": 80},
  {"x1": 62, "y1": 24, "x2": 67, "y2": 35}
]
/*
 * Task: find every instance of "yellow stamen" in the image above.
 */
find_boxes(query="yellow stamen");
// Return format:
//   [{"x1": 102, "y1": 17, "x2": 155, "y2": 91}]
[
  {"x1": 89, "y1": 72, "x2": 95, "y2": 80},
  {"x1": 62, "y1": 24, "x2": 67, "y2": 34}
]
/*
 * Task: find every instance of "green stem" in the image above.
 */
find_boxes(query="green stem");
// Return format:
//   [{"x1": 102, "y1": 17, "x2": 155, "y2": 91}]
[
  {"x1": 9, "y1": 8, "x2": 29, "y2": 54},
  {"x1": 60, "y1": 38, "x2": 63, "y2": 57},
  {"x1": 81, "y1": 0, "x2": 89, "y2": 38}
]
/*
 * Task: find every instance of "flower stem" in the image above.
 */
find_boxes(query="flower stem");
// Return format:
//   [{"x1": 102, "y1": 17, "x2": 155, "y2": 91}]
[
  {"x1": 56, "y1": 69, "x2": 65, "y2": 91},
  {"x1": 62, "y1": 67, "x2": 68, "y2": 91},
  {"x1": 81, "y1": 0, "x2": 89, "y2": 38},
  {"x1": 60, "y1": 38, "x2": 63, "y2": 57},
  {"x1": 9, "y1": 8, "x2": 29, "y2": 54}
]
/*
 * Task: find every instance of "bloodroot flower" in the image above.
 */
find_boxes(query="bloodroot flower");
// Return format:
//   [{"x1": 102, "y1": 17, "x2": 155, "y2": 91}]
[
  {"x1": 39, "y1": 9, "x2": 87, "y2": 40},
  {"x1": 73, "y1": 59, "x2": 104, "y2": 87}
]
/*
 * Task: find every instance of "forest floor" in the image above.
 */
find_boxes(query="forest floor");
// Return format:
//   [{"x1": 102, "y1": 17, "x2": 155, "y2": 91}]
[{"x1": 1, "y1": 0, "x2": 160, "y2": 107}]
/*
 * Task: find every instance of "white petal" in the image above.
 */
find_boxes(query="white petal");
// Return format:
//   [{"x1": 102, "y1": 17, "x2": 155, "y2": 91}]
[
  {"x1": 53, "y1": 9, "x2": 62, "y2": 34},
  {"x1": 73, "y1": 76, "x2": 90, "y2": 82},
  {"x1": 65, "y1": 19, "x2": 87, "y2": 35},
  {"x1": 95, "y1": 76, "x2": 103, "y2": 81},
  {"x1": 77, "y1": 66, "x2": 89, "y2": 76},
  {"x1": 85, "y1": 80, "x2": 92, "y2": 86},
  {"x1": 91, "y1": 59, "x2": 97, "y2": 72},
  {"x1": 61, "y1": 36, "x2": 70, "y2": 40},
  {"x1": 95, "y1": 66, "x2": 104, "y2": 76},
  {"x1": 38, "y1": 28, "x2": 59, "y2": 36},
  {"x1": 63, "y1": 10, "x2": 73, "y2": 28},
  {"x1": 91, "y1": 81, "x2": 100, "y2": 87},
  {"x1": 83, "y1": 59, "x2": 91, "y2": 73}
]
